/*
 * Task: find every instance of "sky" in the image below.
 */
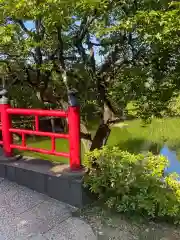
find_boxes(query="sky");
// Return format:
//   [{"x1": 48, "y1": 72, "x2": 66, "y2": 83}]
[{"x1": 24, "y1": 21, "x2": 35, "y2": 30}]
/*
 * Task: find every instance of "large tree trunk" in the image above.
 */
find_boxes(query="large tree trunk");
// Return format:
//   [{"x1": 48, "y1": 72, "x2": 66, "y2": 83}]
[
  {"x1": 90, "y1": 123, "x2": 111, "y2": 151},
  {"x1": 88, "y1": 75, "x2": 120, "y2": 151},
  {"x1": 89, "y1": 106, "x2": 115, "y2": 151}
]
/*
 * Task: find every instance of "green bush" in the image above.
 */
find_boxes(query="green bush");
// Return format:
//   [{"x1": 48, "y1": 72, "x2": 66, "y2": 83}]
[
  {"x1": 125, "y1": 101, "x2": 138, "y2": 118},
  {"x1": 168, "y1": 94, "x2": 180, "y2": 116},
  {"x1": 84, "y1": 146, "x2": 180, "y2": 223}
]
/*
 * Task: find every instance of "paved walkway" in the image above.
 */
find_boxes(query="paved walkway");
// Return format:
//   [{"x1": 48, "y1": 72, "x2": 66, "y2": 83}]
[{"x1": 0, "y1": 178, "x2": 96, "y2": 240}]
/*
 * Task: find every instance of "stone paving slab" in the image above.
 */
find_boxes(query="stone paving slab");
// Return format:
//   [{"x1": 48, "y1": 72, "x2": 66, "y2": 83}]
[
  {"x1": 0, "y1": 185, "x2": 48, "y2": 217},
  {"x1": 29, "y1": 234, "x2": 46, "y2": 240},
  {"x1": 0, "y1": 179, "x2": 96, "y2": 240},
  {"x1": 44, "y1": 217, "x2": 97, "y2": 240},
  {"x1": 0, "y1": 201, "x2": 70, "y2": 239},
  {"x1": 0, "y1": 180, "x2": 18, "y2": 194}
]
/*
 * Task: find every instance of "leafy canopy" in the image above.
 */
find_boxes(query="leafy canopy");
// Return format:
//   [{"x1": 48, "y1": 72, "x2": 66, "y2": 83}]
[{"x1": 1, "y1": 0, "x2": 180, "y2": 122}]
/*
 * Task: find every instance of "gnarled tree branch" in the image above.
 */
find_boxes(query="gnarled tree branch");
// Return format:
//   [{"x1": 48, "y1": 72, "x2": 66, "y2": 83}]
[
  {"x1": 14, "y1": 19, "x2": 33, "y2": 36},
  {"x1": 56, "y1": 25, "x2": 65, "y2": 70}
]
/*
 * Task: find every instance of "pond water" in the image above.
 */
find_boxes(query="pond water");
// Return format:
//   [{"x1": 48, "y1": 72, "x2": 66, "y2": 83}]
[{"x1": 160, "y1": 145, "x2": 180, "y2": 175}]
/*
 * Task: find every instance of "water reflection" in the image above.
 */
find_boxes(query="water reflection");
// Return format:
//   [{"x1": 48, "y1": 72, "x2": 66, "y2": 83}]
[{"x1": 160, "y1": 145, "x2": 180, "y2": 175}]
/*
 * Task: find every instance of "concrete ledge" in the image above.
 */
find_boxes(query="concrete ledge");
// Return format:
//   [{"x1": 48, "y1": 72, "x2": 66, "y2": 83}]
[{"x1": 0, "y1": 157, "x2": 93, "y2": 208}]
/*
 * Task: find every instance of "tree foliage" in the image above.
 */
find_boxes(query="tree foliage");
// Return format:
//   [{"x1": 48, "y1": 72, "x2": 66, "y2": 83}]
[
  {"x1": 1, "y1": 0, "x2": 180, "y2": 149},
  {"x1": 117, "y1": 1, "x2": 180, "y2": 118}
]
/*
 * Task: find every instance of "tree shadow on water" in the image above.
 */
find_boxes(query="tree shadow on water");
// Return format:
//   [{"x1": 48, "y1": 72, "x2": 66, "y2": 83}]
[
  {"x1": 166, "y1": 140, "x2": 180, "y2": 161},
  {"x1": 114, "y1": 138, "x2": 162, "y2": 155}
]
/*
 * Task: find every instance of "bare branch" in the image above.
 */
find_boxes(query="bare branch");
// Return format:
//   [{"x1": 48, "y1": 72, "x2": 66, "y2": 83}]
[
  {"x1": 99, "y1": 45, "x2": 120, "y2": 74},
  {"x1": 75, "y1": 9, "x2": 97, "y2": 43},
  {"x1": 48, "y1": 49, "x2": 58, "y2": 61},
  {"x1": 76, "y1": 42, "x2": 87, "y2": 64},
  {"x1": 98, "y1": 34, "x2": 128, "y2": 74},
  {"x1": 86, "y1": 33, "x2": 96, "y2": 72},
  {"x1": 34, "y1": 20, "x2": 43, "y2": 66},
  {"x1": 14, "y1": 19, "x2": 33, "y2": 36},
  {"x1": 90, "y1": 38, "x2": 123, "y2": 46},
  {"x1": 0, "y1": 60, "x2": 20, "y2": 86},
  {"x1": 24, "y1": 67, "x2": 38, "y2": 87},
  {"x1": 56, "y1": 25, "x2": 65, "y2": 70},
  {"x1": 73, "y1": 9, "x2": 98, "y2": 67},
  {"x1": 80, "y1": 132, "x2": 92, "y2": 141}
]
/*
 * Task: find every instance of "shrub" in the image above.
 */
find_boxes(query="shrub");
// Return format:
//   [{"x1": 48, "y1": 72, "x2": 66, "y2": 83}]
[
  {"x1": 125, "y1": 101, "x2": 138, "y2": 118},
  {"x1": 84, "y1": 146, "x2": 180, "y2": 223},
  {"x1": 168, "y1": 94, "x2": 180, "y2": 117}
]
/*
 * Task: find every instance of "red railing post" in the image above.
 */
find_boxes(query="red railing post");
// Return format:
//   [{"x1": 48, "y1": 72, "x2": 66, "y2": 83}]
[
  {"x1": 68, "y1": 90, "x2": 81, "y2": 170},
  {"x1": 0, "y1": 89, "x2": 12, "y2": 157}
]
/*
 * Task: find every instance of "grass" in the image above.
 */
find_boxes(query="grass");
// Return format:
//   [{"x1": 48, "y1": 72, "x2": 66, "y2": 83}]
[
  {"x1": 18, "y1": 117, "x2": 180, "y2": 163},
  {"x1": 108, "y1": 117, "x2": 180, "y2": 158},
  {"x1": 20, "y1": 137, "x2": 85, "y2": 164},
  {"x1": 23, "y1": 138, "x2": 70, "y2": 163}
]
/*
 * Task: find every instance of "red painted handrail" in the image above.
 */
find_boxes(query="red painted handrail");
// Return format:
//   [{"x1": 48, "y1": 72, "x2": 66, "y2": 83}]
[
  {"x1": 7, "y1": 108, "x2": 67, "y2": 117},
  {"x1": 9, "y1": 128, "x2": 69, "y2": 139},
  {"x1": 0, "y1": 105, "x2": 81, "y2": 170},
  {"x1": 10, "y1": 144, "x2": 70, "y2": 158}
]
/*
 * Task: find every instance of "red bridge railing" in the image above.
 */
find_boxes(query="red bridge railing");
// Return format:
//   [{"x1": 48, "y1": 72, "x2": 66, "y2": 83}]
[{"x1": 0, "y1": 90, "x2": 81, "y2": 170}]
